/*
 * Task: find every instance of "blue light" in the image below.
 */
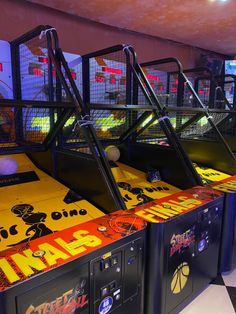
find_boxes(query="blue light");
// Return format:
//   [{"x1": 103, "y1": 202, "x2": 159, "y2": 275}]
[{"x1": 198, "y1": 239, "x2": 206, "y2": 252}]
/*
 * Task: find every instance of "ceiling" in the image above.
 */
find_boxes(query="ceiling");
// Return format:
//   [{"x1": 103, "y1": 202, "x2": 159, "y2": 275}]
[{"x1": 27, "y1": 0, "x2": 236, "y2": 55}]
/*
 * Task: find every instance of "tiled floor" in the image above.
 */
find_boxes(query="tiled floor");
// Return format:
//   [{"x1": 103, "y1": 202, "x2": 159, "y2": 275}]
[{"x1": 180, "y1": 268, "x2": 236, "y2": 314}]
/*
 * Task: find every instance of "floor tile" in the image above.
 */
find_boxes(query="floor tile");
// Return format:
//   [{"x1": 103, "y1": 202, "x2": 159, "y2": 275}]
[
  {"x1": 179, "y1": 285, "x2": 235, "y2": 314},
  {"x1": 227, "y1": 287, "x2": 236, "y2": 312},
  {"x1": 211, "y1": 274, "x2": 225, "y2": 286},
  {"x1": 223, "y1": 268, "x2": 236, "y2": 288}
]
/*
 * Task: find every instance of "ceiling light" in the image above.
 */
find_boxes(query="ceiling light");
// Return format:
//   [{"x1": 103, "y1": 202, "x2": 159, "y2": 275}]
[{"x1": 209, "y1": 0, "x2": 229, "y2": 2}]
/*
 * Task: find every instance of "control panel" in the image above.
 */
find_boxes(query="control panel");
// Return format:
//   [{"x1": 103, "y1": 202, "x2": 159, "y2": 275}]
[{"x1": 91, "y1": 238, "x2": 144, "y2": 314}]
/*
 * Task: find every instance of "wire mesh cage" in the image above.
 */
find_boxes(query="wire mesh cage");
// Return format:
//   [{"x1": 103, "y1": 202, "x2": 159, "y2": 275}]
[
  {"x1": 133, "y1": 111, "x2": 169, "y2": 145},
  {"x1": 63, "y1": 52, "x2": 83, "y2": 97},
  {"x1": 61, "y1": 108, "x2": 132, "y2": 150},
  {"x1": 88, "y1": 50, "x2": 128, "y2": 105},
  {"x1": 196, "y1": 79, "x2": 211, "y2": 106},
  {"x1": 138, "y1": 66, "x2": 170, "y2": 106},
  {"x1": 212, "y1": 111, "x2": 236, "y2": 136},
  {"x1": 0, "y1": 103, "x2": 60, "y2": 154},
  {"x1": 183, "y1": 77, "x2": 211, "y2": 107},
  {"x1": 61, "y1": 112, "x2": 90, "y2": 152},
  {"x1": 0, "y1": 106, "x2": 16, "y2": 149},
  {"x1": 0, "y1": 26, "x2": 81, "y2": 154},
  {"x1": 18, "y1": 29, "x2": 83, "y2": 104},
  {"x1": 170, "y1": 110, "x2": 234, "y2": 141},
  {"x1": 223, "y1": 80, "x2": 234, "y2": 106},
  {"x1": 139, "y1": 60, "x2": 182, "y2": 107},
  {"x1": 176, "y1": 112, "x2": 219, "y2": 140},
  {"x1": 182, "y1": 75, "x2": 211, "y2": 107},
  {"x1": 134, "y1": 110, "x2": 233, "y2": 143},
  {"x1": 91, "y1": 109, "x2": 128, "y2": 139},
  {"x1": 19, "y1": 35, "x2": 53, "y2": 102},
  {"x1": 22, "y1": 106, "x2": 53, "y2": 143},
  {"x1": 215, "y1": 75, "x2": 236, "y2": 109},
  {"x1": 59, "y1": 56, "x2": 83, "y2": 104}
]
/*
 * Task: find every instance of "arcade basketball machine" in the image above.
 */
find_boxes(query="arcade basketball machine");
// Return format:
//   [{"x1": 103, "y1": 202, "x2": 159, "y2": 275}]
[
  {"x1": 138, "y1": 57, "x2": 236, "y2": 274},
  {"x1": 2, "y1": 26, "x2": 226, "y2": 314},
  {"x1": 0, "y1": 26, "x2": 147, "y2": 314},
  {"x1": 55, "y1": 42, "x2": 224, "y2": 313}
]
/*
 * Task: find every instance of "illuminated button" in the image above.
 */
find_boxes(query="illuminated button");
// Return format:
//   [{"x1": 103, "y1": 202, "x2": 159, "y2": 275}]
[
  {"x1": 101, "y1": 286, "x2": 109, "y2": 297},
  {"x1": 115, "y1": 294, "x2": 121, "y2": 301},
  {"x1": 98, "y1": 226, "x2": 107, "y2": 232},
  {"x1": 111, "y1": 256, "x2": 118, "y2": 266},
  {"x1": 163, "y1": 204, "x2": 171, "y2": 209},
  {"x1": 32, "y1": 250, "x2": 45, "y2": 258},
  {"x1": 198, "y1": 239, "x2": 206, "y2": 252},
  {"x1": 100, "y1": 259, "x2": 110, "y2": 271},
  {"x1": 128, "y1": 255, "x2": 136, "y2": 265},
  {"x1": 104, "y1": 260, "x2": 110, "y2": 269}
]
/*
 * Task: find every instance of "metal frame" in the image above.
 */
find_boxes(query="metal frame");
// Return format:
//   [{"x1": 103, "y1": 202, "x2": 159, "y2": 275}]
[
  {"x1": 134, "y1": 58, "x2": 236, "y2": 163},
  {"x1": 0, "y1": 25, "x2": 126, "y2": 210},
  {"x1": 82, "y1": 49, "x2": 202, "y2": 185}
]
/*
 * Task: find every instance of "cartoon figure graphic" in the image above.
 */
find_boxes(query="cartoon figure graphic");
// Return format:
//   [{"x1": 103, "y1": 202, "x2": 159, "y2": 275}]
[
  {"x1": 118, "y1": 182, "x2": 154, "y2": 206},
  {"x1": 8, "y1": 204, "x2": 53, "y2": 246}
]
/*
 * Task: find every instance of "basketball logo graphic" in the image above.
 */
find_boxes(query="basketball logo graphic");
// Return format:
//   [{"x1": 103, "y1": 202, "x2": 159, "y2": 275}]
[
  {"x1": 109, "y1": 214, "x2": 147, "y2": 235},
  {"x1": 171, "y1": 262, "x2": 190, "y2": 294}
]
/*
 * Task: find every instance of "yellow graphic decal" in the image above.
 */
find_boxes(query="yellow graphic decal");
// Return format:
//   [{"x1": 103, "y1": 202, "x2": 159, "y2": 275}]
[
  {"x1": 0, "y1": 229, "x2": 102, "y2": 284},
  {"x1": 135, "y1": 197, "x2": 202, "y2": 223},
  {"x1": 194, "y1": 164, "x2": 230, "y2": 183},
  {"x1": 112, "y1": 162, "x2": 180, "y2": 210},
  {"x1": 0, "y1": 154, "x2": 104, "y2": 251},
  {"x1": 213, "y1": 179, "x2": 236, "y2": 193},
  {"x1": 171, "y1": 262, "x2": 190, "y2": 294}
]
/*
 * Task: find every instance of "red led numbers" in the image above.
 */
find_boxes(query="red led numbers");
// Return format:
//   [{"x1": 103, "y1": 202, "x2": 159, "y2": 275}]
[
  {"x1": 95, "y1": 75, "x2": 105, "y2": 83},
  {"x1": 71, "y1": 72, "x2": 77, "y2": 80},
  {"x1": 38, "y1": 57, "x2": 48, "y2": 64},
  {"x1": 146, "y1": 74, "x2": 160, "y2": 81},
  {"x1": 110, "y1": 76, "x2": 116, "y2": 85},
  {"x1": 102, "y1": 67, "x2": 122, "y2": 75},
  {"x1": 33, "y1": 67, "x2": 43, "y2": 76}
]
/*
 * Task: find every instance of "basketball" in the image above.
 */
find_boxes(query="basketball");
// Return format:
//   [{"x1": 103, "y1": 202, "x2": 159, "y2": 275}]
[
  {"x1": 171, "y1": 262, "x2": 190, "y2": 294},
  {"x1": 0, "y1": 157, "x2": 18, "y2": 175},
  {"x1": 105, "y1": 145, "x2": 120, "y2": 162}
]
